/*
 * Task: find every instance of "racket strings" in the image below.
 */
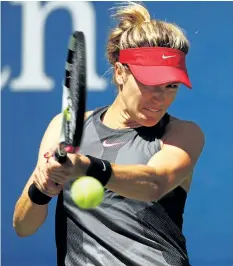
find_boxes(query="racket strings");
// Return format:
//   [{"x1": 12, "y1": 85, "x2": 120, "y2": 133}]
[{"x1": 62, "y1": 32, "x2": 86, "y2": 147}]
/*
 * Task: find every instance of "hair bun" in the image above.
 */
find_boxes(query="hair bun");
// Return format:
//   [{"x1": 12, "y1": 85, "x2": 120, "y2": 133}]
[{"x1": 113, "y1": 3, "x2": 151, "y2": 30}]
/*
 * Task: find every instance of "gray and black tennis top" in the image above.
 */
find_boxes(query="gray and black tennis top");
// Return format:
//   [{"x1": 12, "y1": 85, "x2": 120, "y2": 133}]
[{"x1": 56, "y1": 106, "x2": 190, "y2": 266}]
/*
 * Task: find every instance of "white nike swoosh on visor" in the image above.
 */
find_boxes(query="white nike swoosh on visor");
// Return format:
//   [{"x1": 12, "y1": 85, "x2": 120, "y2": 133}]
[{"x1": 162, "y1": 54, "x2": 176, "y2": 59}]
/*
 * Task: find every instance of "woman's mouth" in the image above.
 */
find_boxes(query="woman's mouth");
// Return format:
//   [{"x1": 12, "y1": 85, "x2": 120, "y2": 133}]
[{"x1": 145, "y1": 108, "x2": 161, "y2": 113}]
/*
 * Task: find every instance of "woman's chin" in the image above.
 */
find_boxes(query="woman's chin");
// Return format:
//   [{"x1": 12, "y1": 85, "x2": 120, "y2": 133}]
[{"x1": 137, "y1": 114, "x2": 161, "y2": 127}]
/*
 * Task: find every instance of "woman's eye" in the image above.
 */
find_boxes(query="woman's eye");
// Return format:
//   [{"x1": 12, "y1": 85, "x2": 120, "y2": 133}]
[{"x1": 166, "y1": 84, "x2": 179, "y2": 89}]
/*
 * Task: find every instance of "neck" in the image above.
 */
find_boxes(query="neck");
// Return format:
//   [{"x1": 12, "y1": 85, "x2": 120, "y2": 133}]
[{"x1": 102, "y1": 96, "x2": 141, "y2": 129}]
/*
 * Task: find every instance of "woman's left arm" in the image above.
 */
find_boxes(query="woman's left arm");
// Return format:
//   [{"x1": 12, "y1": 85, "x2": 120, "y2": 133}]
[
  {"x1": 47, "y1": 121, "x2": 205, "y2": 202},
  {"x1": 101, "y1": 121, "x2": 205, "y2": 201}
]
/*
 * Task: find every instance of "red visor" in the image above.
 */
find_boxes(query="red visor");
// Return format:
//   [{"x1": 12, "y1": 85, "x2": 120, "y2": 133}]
[{"x1": 119, "y1": 47, "x2": 192, "y2": 88}]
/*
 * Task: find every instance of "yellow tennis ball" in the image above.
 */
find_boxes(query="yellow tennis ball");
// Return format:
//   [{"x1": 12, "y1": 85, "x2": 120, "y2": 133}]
[
  {"x1": 70, "y1": 176, "x2": 104, "y2": 209},
  {"x1": 63, "y1": 107, "x2": 71, "y2": 121}
]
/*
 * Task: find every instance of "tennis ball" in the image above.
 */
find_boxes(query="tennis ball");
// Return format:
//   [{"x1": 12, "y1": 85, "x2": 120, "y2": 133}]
[
  {"x1": 63, "y1": 107, "x2": 71, "y2": 121},
  {"x1": 70, "y1": 176, "x2": 104, "y2": 209}
]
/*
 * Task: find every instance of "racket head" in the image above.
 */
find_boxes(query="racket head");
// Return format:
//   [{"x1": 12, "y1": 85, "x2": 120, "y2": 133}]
[{"x1": 59, "y1": 31, "x2": 86, "y2": 154}]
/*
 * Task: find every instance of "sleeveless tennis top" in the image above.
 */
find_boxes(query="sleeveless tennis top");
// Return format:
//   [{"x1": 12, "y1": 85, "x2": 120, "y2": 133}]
[{"x1": 55, "y1": 106, "x2": 190, "y2": 266}]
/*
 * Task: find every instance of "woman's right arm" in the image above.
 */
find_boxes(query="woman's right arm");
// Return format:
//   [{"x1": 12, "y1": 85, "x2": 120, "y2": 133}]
[
  {"x1": 13, "y1": 114, "x2": 63, "y2": 237},
  {"x1": 13, "y1": 110, "x2": 94, "y2": 237}
]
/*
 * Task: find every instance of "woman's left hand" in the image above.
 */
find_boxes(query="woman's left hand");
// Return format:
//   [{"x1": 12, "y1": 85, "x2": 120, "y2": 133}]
[{"x1": 45, "y1": 151, "x2": 88, "y2": 185}]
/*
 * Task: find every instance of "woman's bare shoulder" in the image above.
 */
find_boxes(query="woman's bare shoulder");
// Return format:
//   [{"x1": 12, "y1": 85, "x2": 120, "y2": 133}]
[
  {"x1": 162, "y1": 115, "x2": 205, "y2": 147},
  {"x1": 169, "y1": 115, "x2": 203, "y2": 131},
  {"x1": 85, "y1": 110, "x2": 94, "y2": 120}
]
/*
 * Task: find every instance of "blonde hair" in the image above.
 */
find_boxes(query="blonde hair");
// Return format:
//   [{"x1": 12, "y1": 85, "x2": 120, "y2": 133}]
[{"x1": 107, "y1": 2, "x2": 190, "y2": 67}]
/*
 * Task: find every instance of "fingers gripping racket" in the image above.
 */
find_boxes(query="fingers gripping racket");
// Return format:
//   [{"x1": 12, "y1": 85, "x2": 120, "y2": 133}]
[{"x1": 55, "y1": 31, "x2": 86, "y2": 163}]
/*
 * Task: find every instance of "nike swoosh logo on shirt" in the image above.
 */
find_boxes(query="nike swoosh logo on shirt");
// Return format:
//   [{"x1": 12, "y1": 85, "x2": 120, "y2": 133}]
[{"x1": 102, "y1": 140, "x2": 125, "y2": 147}]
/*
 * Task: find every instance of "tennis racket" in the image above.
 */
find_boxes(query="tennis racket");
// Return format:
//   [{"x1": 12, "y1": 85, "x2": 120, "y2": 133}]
[{"x1": 54, "y1": 31, "x2": 86, "y2": 163}]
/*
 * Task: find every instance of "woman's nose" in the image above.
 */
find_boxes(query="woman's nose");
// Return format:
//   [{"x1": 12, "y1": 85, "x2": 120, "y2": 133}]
[{"x1": 151, "y1": 87, "x2": 166, "y2": 102}]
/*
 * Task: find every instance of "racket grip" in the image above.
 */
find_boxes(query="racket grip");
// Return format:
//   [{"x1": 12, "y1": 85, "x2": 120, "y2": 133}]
[{"x1": 54, "y1": 147, "x2": 67, "y2": 164}]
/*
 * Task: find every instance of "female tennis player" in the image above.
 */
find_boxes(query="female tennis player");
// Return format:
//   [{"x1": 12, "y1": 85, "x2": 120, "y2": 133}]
[{"x1": 13, "y1": 3, "x2": 205, "y2": 266}]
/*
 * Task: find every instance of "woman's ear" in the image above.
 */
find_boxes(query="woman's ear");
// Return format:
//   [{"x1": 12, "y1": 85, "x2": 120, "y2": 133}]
[{"x1": 115, "y1": 62, "x2": 128, "y2": 85}]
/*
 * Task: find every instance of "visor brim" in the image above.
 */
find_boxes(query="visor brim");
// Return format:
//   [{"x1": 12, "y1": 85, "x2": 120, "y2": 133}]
[{"x1": 128, "y1": 65, "x2": 192, "y2": 89}]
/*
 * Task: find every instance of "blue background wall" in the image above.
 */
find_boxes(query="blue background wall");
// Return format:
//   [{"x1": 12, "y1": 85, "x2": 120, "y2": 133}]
[{"x1": 2, "y1": 1, "x2": 233, "y2": 266}]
